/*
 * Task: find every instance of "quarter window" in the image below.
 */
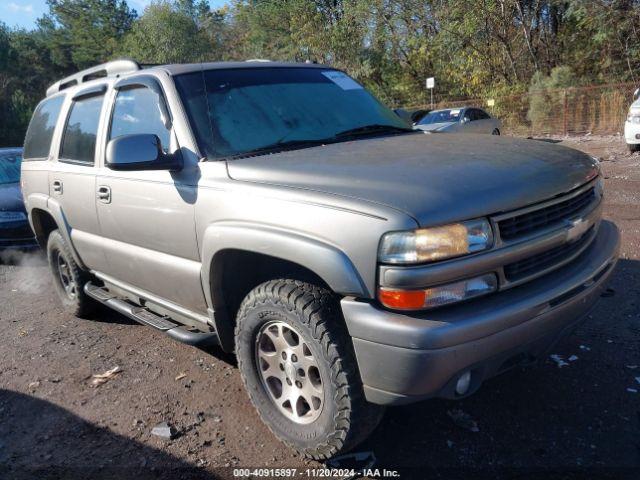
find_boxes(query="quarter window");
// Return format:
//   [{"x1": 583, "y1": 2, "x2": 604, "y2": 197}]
[
  {"x1": 110, "y1": 87, "x2": 170, "y2": 151},
  {"x1": 60, "y1": 94, "x2": 105, "y2": 164},
  {"x1": 23, "y1": 95, "x2": 65, "y2": 160}
]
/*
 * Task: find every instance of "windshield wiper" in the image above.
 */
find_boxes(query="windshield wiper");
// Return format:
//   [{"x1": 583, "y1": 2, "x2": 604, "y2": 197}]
[
  {"x1": 222, "y1": 139, "x2": 333, "y2": 160},
  {"x1": 333, "y1": 124, "x2": 414, "y2": 138}
]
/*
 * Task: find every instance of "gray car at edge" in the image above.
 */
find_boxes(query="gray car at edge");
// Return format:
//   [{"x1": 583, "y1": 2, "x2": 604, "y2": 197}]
[{"x1": 20, "y1": 59, "x2": 619, "y2": 459}]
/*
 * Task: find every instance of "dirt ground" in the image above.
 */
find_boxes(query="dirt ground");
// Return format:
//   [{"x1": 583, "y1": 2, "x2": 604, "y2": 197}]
[{"x1": 0, "y1": 135, "x2": 639, "y2": 480}]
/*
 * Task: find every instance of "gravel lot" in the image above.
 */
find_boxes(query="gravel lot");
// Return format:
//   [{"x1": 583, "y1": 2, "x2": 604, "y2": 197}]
[{"x1": 1, "y1": 135, "x2": 639, "y2": 479}]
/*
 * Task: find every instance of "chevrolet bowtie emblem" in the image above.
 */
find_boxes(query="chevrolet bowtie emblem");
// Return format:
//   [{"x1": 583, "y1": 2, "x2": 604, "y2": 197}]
[{"x1": 566, "y1": 217, "x2": 590, "y2": 242}]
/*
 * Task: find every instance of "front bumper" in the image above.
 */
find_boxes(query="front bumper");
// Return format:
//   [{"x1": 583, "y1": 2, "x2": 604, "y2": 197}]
[{"x1": 342, "y1": 220, "x2": 620, "y2": 405}]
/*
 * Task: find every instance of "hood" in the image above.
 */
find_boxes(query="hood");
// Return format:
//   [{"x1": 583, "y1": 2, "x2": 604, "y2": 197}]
[
  {"x1": 227, "y1": 133, "x2": 599, "y2": 226},
  {"x1": 414, "y1": 122, "x2": 455, "y2": 132},
  {"x1": 0, "y1": 182, "x2": 26, "y2": 213}
]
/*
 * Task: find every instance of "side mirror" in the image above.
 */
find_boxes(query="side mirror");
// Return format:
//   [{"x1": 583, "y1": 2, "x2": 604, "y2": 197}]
[
  {"x1": 106, "y1": 134, "x2": 183, "y2": 172},
  {"x1": 634, "y1": 88, "x2": 640, "y2": 100}
]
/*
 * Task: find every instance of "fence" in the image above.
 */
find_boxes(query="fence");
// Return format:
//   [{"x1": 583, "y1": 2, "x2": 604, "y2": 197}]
[{"x1": 403, "y1": 82, "x2": 638, "y2": 137}]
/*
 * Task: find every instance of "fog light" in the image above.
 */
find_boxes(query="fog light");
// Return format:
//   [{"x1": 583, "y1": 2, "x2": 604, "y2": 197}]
[{"x1": 455, "y1": 371, "x2": 471, "y2": 395}]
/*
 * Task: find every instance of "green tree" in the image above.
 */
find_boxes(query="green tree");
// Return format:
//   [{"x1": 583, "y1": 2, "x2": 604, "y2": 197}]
[
  {"x1": 120, "y1": 1, "x2": 211, "y2": 64},
  {"x1": 43, "y1": 0, "x2": 136, "y2": 68}
]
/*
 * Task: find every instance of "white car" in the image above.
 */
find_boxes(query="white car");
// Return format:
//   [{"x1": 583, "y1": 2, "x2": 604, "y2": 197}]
[
  {"x1": 414, "y1": 107, "x2": 501, "y2": 135},
  {"x1": 624, "y1": 89, "x2": 640, "y2": 152}
]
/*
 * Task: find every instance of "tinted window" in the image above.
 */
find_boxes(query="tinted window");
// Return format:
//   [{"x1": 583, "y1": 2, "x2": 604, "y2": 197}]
[
  {"x1": 23, "y1": 96, "x2": 65, "y2": 160},
  {"x1": 0, "y1": 151, "x2": 22, "y2": 185},
  {"x1": 175, "y1": 68, "x2": 408, "y2": 159},
  {"x1": 60, "y1": 94, "x2": 104, "y2": 164},
  {"x1": 418, "y1": 109, "x2": 462, "y2": 125},
  {"x1": 110, "y1": 87, "x2": 170, "y2": 151}
]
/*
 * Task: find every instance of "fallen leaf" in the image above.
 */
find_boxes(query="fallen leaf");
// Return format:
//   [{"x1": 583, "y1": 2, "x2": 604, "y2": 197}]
[
  {"x1": 550, "y1": 354, "x2": 569, "y2": 368},
  {"x1": 175, "y1": 372, "x2": 187, "y2": 381},
  {"x1": 447, "y1": 408, "x2": 479, "y2": 432},
  {"x1": 90, "y1": 366, "x2": 122, "y2": 387}
]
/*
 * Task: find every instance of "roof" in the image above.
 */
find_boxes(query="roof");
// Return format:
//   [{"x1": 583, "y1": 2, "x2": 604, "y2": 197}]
[
  {"x1": 155, "y1": 61, "x2": 330, "y2": 76},
  {"x1": 46, "y1": 59, "x2": 331, "y2": 97}
]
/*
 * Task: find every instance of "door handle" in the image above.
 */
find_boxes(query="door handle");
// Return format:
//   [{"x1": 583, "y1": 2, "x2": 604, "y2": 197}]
[
  {"x1": 97, "y1": 185, "x2": 111, "y2": 203},
  {"x1": 52, "y1": 180, "x2": 63, "y2": 194}
]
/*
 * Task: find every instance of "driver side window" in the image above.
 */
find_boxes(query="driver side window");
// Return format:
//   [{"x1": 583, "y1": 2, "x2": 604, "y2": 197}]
[{"x1": 110, "y1": 86, "x2": 171, "y2": 152}]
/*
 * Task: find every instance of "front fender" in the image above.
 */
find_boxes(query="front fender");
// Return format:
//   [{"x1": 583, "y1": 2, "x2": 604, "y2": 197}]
[{"x1": 200, "y1": 221, "x2": 369, "y2": 308}]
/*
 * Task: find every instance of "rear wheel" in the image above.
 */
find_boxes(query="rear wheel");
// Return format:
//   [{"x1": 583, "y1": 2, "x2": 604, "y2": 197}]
[
  {"x1": 235, "y1": 279, "x2": 384, "y2": 459},
  {"x1": 47, "y1": 229, "x2": 96, "y2": 317}
]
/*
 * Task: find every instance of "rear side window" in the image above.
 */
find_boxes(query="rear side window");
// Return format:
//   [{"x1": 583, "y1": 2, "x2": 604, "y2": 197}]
[
  {"x1": 23, "y1": 96, "x2": 65, "y2": 160},
  {"x1": 60, "y1": 94, "x2": 105, "y2": 165},
  {"x1": 109, "y1": 86, "x2": 170, "y2": 151}
]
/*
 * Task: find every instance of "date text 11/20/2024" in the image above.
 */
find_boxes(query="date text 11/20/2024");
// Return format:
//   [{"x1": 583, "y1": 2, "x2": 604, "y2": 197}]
[{"x1": 233, "y1": 468, "x2": 401, "y2": 477}]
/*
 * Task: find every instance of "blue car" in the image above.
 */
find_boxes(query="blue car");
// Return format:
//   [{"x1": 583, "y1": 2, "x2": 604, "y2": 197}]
[{"x1": 0, "y1": 148, "x2": 37, "y2": 249}]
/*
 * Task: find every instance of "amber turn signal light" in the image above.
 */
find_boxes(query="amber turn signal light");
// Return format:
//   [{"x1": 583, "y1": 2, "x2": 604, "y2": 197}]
[{"x1": 378, "y1": 288, "x2": 426, "y2": 310}]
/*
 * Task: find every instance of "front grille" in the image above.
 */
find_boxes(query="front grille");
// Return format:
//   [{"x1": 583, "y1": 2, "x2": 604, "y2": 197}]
[
  {"x1": 503, "y1": 227, "x2": 594, "y2": 281},
  {"x1": 498, "y1": 187, "x2": 596, "y2": 241}
]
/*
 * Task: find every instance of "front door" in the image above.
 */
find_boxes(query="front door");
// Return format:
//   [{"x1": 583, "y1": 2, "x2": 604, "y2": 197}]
[{"x1": 95, "y1": 82, "x2": 206, "y2": 313}]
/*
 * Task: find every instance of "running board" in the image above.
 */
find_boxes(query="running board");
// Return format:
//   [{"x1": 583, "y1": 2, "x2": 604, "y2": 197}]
[{"x1": 84, "y1": 282, "x2": 219, "y2": 347}]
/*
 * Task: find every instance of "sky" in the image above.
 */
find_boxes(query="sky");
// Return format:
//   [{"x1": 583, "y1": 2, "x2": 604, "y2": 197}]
[{"x1": 0, "y1": 0, "x2": 229, "y2": 30}]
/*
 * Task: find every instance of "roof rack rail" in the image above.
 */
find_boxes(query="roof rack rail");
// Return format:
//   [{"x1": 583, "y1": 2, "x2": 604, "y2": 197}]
[{"x1": 46, "y1": 59, "x2": 140, "y2": 97}]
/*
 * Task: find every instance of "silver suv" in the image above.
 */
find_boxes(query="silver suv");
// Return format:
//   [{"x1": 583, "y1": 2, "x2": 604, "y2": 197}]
[{"x1": 21, "y1": 59, "x2": 619, "y2": 459}]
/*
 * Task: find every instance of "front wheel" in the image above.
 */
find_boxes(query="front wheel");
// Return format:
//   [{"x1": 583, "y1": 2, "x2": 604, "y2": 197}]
[
  {"x1": 628, "y1": 143, "x2": 639, "y2": 153},
  {"x1": 235, "y1": 279, "x2": 384, "y2": 459},
  {"x1": 492, "y1": 128, "x2": 500, "y2": 135},
  {"x1": 47, "y1": 229, "x2": 96, "y2": 317}
]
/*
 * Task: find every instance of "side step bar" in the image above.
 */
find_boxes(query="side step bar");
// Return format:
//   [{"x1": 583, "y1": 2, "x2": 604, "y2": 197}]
[{"x1": 84, "y1": 282, "x2": 219, "y2": 347}]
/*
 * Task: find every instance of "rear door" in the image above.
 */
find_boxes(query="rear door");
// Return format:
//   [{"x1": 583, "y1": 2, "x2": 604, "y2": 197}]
[
  {"x1": 50, "y1": 86, "x2": 108, "y2": 271},
  {"x1": 95, "y1": 76, "x2": 205, "y2": 313},
  {"x1": 472, "y1": 109, "x2": 494, "y2": 133}
]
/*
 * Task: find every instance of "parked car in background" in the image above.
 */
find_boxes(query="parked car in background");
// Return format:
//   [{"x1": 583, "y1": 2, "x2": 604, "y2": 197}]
[
  {"x1": 0, "y1": 148, "x2": 36, "y2": 250},
  {"x1": 624, "y1": 88, "x2": 640, "y2": 152},
  {"x1": 410, "y1": 108, "x2": 431, "y2": 125},
  {"x1": 414, "y1": 107, "x2": 501, "y2": 135}
]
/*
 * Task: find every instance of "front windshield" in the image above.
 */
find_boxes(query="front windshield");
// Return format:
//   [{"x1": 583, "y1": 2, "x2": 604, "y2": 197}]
[
  {"x1": 418, "y1": 109, "x2": 462, "y2": 125},
  {"x1": 175, "y1": 67, "x2": 409, "y2": 159},
  {"x1": 0, "y1": 151, "x2": 22, "y2": 185}
]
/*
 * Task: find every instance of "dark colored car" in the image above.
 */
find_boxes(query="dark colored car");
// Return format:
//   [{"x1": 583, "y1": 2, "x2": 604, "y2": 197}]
[{"x1": 0, "y1": 148, "x2": 36, "y2": 249}]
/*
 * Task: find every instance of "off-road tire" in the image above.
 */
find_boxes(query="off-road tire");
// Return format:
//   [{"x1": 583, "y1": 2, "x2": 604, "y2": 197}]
[
  {"x1": 628, "y1": 143, "x2": 639, "y2": 153},
  {"x1": 235, "y1": 279, "x2": 384, "y2": 459},
  {"x1": 47, "y1": 229, "x2": 96, "y2": 317}
]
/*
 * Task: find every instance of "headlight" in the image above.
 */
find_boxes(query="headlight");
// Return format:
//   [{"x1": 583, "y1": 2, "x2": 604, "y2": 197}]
[
  {"x1": 378, "y1": 218, "x2": 493, "y2": 264},
  {"x1": 627, "y1": 114, "x2": 640, "y2": 124},
  {"x1": 0, "y1": 211, "x2": 27, "y2": 223},
  {"x1": 379, "y1": 273, "x2": 498, "y2": 310}
]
